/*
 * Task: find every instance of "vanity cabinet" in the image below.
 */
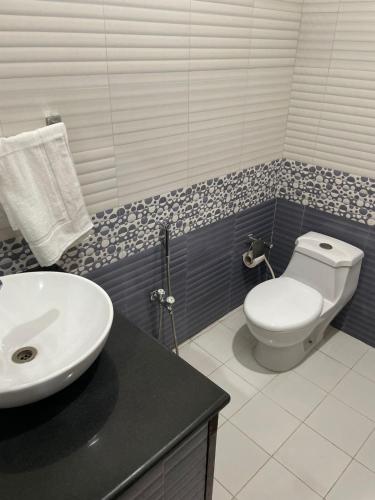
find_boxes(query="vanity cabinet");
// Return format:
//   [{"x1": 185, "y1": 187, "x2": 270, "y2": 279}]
[
  {"x1": 118, "y1": 422, "x2": 213, "y2": 500},
  {"x1": 0, "y1": 312, "x2": 228, "y2": 500}
]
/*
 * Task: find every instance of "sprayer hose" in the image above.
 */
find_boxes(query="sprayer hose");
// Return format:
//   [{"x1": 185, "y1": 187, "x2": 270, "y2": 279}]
[{"x1": 264, "y1": 255, "x2": 276, "y2": 279}]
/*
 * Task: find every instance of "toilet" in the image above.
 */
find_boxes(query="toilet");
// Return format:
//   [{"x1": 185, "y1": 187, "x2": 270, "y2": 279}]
[{"x1": 244, "y1": 232, "x2": 364, "y2": 372}]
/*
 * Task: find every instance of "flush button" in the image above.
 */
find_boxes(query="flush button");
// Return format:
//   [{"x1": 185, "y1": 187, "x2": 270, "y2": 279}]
[{"x1": 320, "y1": 242, "x2": 333, "y2": 250}]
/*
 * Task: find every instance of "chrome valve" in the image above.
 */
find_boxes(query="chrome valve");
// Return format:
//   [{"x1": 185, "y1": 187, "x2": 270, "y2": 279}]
[
  {"x1": 165, "y1": 295, "x2": 175, "y2": 311},
  {"x1": 150, "y1": 289, "x2": 176, "y2": 311},
  {"x1": 150, "y1": 288, "x2": 166, "y2": 302}
]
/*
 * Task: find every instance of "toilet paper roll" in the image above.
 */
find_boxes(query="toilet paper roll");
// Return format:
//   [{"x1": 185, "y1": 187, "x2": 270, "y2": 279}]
[
  {"x1": 243, "y1": 251, "x2": 253, "y2": 268},
  {"x1": 243, "y1": 252, "x2": 265, "y2": 269}
]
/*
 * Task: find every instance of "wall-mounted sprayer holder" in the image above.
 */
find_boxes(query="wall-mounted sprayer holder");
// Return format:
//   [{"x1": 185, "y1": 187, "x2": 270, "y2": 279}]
[
  {"x1": 45, "y1": 114, "x2": 62, "y2": 126},
  {"x1": 150, "y1": 220, "x2": 180, "y2": 355}
]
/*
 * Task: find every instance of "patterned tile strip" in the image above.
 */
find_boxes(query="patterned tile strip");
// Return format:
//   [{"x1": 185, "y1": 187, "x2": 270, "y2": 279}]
[
  {"x1": 1, "y1": 158, "x2": 374, "y2": 276},
  {"x1": 278, "y1": 159, "x2": 375, "y2": 226},
  {"x1": 0, "y1": 160, "x2": 279, "y2": 275}
]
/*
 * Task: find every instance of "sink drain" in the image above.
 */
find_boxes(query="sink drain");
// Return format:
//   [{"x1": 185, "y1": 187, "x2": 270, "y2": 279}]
[{"x1": 12, "y1": 347, "x2": 38, "y2": 364}]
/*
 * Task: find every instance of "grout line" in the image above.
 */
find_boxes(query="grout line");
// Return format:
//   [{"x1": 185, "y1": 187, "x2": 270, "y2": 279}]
[
  {"x1": 268, "y1": 419, "x2": 344, "y2": 498},
  {"x1": 353, "y1": 428, "x2": 375, "y2": 464},
  {"x1": 223, "y1": 354, "x2": 275, "y2": 391},
  {"x1": 100, "y1": 0, "x2": 119, "y2": 209},
  {"x1": 228, "y1": 406, "x2": 301, "y2": 457},
  {"x1": 281, "y1": 0, "x2": 304, "y2": 160},
  {"x1": 214, "y1": 477, "x2": 233, "y2": 498},
  {"x1": 302, "y1": 406, "x2": 373, "y2": 459},
  {"x1": 272, "y1": 453, "x2": 326, "y2": 499},
  {"x1": 352, "y1": 457, "x2": 375, "y2": 477},
  {"x1": 328, "y1": 388, "x2": 375, "y2": 426},
  {"x1": 323, "y1": 456, "x2": 353, "y2": 499},
  {"x1": 220, "y1": 386, "x2": 259, "y2": 423},
  {"x1": 234, "y1": 420, "x2": 324, "y2": 499},
  {"x1": 190, "y1": 340, "x2": 231, "y2": 365},
  {"x1": 292, "y1": 357, "x2": 350, "y2": 393},
  {"x1": 194, "y1": 320, "x2": 375, "y2": 497},
  {"x1": 233, "y1": 454, "x2": 274, "y2": 498}
]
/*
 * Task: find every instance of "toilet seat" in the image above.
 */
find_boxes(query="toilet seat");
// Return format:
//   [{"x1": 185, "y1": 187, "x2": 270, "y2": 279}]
[{"x1": 244, "y1": 277, "x2": 323, "y2": 332}]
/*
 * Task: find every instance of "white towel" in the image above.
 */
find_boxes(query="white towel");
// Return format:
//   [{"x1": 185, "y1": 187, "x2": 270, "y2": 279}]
[{"x1": 0, "y1": 123, "x2": 93, "y2": 267}]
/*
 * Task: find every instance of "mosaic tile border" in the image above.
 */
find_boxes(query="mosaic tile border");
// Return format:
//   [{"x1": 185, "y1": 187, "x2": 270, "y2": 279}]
[
  {"x1": 278, "y1": 159, "x2": 375, "y2": 226},
  {"x1": 0, "y1": 160, "x2": 279, "y2": 276},
  {"x1": 1, "y1": 158, "x2": 374, "y2": 276}
]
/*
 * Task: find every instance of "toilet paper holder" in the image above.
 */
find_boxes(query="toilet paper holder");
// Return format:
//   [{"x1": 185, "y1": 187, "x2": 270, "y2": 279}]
[{"x1": 243, "y1": 233, "x2": 273, "y2": 269}]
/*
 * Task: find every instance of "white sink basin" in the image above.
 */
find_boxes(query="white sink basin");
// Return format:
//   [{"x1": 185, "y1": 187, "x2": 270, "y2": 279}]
[{"x1": 0, "y1": 271, "x2": 113, "y2": 408}]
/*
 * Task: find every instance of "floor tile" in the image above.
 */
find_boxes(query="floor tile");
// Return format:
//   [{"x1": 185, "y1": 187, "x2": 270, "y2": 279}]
[
  {"x1": 263, "y1": 372, "x2": 326, "y2": 420},
  {"x1": 195, "y1": 323, "x2": 237, "y2": 363},
  {"x1": 320, "y1": 329, "x2": 368, "y2": 368},
  {"x1": 237, "y1": 458, "x2": 321, "y2": 500},
  {"x1": 294, "y1": 350, "x2": 349, "y2": 392},
  {"x1": 218, "y1": 412, "x2": 227, "y2": 428},
  {"x1": 275, "y1": 425, "x2": 351, "y2": 496},
  {"x1": 306, "y1": 395, "x2": 374, "y2": 456},
  {"x1": 213, "y1": 479, "x2": 232, "y2": 500},
  {"x1": 353, "y1": 349, "x2": 375, "y2": 383},
  {"x1": 192, "y1": 320, "x2": 220, "y2": 339},
  {"x1": 326, "y1": 460, "x2": 375, "y2": 500},
  {"x1": 209, "y1": 365, "x2": 258, "y2": 418},
  {"x1": 215, "y1": 421, "x2": 269, "y2": 495},
  {"x1": 332, "y1": 371, "x2": 375, "y2": 421},
  {"x1": 356, "y1": 430, "x2": 375, "y2": 472},
  {"x1": 221, "y1": 306, "x2": 246, "y2": 333},
  {"x1": 231, "y1": 393, "x2": 300, "y2": 454},
  {"x1": 179, "y1": 341, "x2": 222, "y2": 376},
  {"x1": 225, "y1": 338, "x2": 276, "y2": 390}
]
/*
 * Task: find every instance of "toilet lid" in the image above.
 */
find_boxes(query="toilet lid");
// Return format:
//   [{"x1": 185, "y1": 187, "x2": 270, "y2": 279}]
[{"x1": 244, "y1": 277, "x2": 323, "y2": 332}]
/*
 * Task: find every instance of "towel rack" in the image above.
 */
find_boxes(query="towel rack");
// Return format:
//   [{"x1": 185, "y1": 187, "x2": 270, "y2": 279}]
[{"x1": 45, "y1": 114, "x2": 62, "y2": 126}]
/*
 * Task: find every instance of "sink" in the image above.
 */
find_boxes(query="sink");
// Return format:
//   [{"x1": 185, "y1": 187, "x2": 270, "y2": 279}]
[{"x1": 0, "y1": 271, "x2": 113, "y2": 408}]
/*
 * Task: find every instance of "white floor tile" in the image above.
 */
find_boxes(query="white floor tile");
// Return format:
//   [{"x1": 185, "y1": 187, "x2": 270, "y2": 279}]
[
  {"x1": 215, "y1": 421, "x2": 269, "y2": 495},
  {"x1": 306, "y1": 395, "x2": 374, "y2": 456},
  {"x1": 320, "y1": 329, "x2": 368, "y2": 368},
  {"x1": 209, "y1": 365, "x2": 258, "y2": 419},
  {"x1": 356, "y1": 431, "x2": 375, "y2": 472},
  {"x1": 231, "y1": 393, "x2": 300, "y2": 454},
  {"x1": 262, "y1": 372, "x2": 326, "y2": 420},
  {"x1": 213, "y1": 479, "x2": 232, "y2": 500},
  {"x1": 221, "y1": 307, "x2": 247, "y2": 333},
  {"x1": 218, "y1": 412, "x2": 227, "y2": 428},
  {"x1": 237, "y1": 458, "x2": 321, "y2": 500},
  {"x1": 326, "y1": 460, "x2": 375, "y2": 500},
  {"x1": 179, "y1": 341, "x2": 222, "y2": 376},
  {"x1": 195, "y1": 323, "x2": 237, "y2": 363},
  {"x1": 353, "y1": 349, "x2": 375, "y2": 383},
  {"x1": 275, "y1": 425, "x2": 351, "y2": 497},
  {"x1": 192, "y1": 320, "x2": 220, "y2": 339},
  {"x1": 332, "y1": 371, "x2": 375, "y2": 421},
  {"x1": 294, "y1": 350, "x2": 349, "y2": 392},
  {"x1": 225, "y1": 346, "x2": 276, "y2": 390}
]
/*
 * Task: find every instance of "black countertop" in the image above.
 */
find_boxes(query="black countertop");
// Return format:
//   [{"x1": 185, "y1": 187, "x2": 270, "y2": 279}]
[{"x1": 0, "y1": 311, "x2": 229, "y2": 500}]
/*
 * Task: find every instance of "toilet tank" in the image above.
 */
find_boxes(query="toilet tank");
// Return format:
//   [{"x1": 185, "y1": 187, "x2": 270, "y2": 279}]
[{"x1": 283, "y1": 232, "x2": 364, "y2": 303}]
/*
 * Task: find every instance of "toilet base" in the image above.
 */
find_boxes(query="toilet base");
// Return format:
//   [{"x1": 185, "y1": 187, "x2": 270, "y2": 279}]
[
  {"x1": 253, "y1": 340, "x2": 314, "y2": 372},
  {"x1": 251, "y1": 320, "x2": 330, "y2": 372}
]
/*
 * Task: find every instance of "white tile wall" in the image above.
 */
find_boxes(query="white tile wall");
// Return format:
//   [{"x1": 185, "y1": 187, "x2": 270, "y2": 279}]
[
  {"x1": 0, "y1": 0, "x2": 302, "y2": 239},
  {"x1": 284, "y1": 0, "x2": 375, "y2": 178},
  {"x1": 1, "y1": 0, "x2": 374, "y2": 242}
]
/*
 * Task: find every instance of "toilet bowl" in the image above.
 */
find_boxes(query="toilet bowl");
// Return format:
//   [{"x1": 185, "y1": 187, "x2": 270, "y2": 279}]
[{"x1": 244, "y1": 232, "x2": 364, "y2": 372}]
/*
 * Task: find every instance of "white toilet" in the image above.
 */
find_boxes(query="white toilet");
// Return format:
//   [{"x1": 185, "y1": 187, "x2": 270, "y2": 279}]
[{"x1": 244, "y1": 232, "x2": 364, "y2": 372}]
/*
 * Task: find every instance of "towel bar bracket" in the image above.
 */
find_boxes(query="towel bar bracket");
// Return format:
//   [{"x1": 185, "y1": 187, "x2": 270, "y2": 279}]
[{"x1": 45, "y1": 114, "x2": 62, "y2": 126}]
